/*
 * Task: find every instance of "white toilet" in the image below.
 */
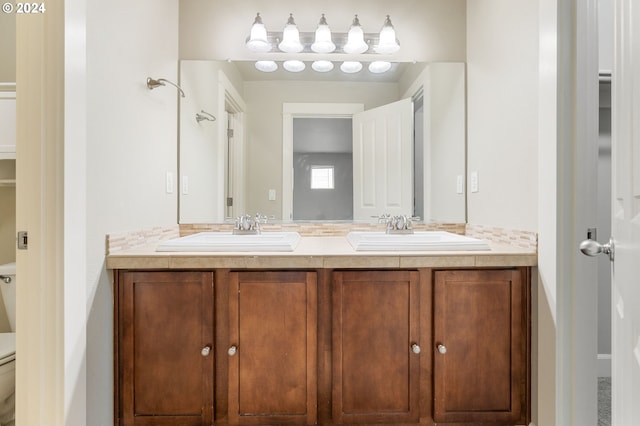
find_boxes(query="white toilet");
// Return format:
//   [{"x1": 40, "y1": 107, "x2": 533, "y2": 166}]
[{"x1": 0, "y1": 263, "x2": 16, "y2": 426}]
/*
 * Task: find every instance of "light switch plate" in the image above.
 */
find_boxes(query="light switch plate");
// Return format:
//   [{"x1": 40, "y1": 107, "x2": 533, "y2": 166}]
[
  {"x1": 456, "y1": 175, "x2": 464, "y2": 194},
  {"x1": 182, "y1": 176, "x2": 189, "y2": 195},
  {"x1": 470, "y1": 171, "x2": 479, "y2": 193},
  {"x1": 268, "y1": 189, "x2": 276, "y2": 201},
  {"x1": 166, "y1": 172, "x2": 174, "y2": 194}
]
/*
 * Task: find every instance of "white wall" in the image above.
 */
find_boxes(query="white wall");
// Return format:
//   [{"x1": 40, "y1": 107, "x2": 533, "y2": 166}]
[
  {"x1": 179, "y1": 61, "x2": 223, "y2": 223},
  {"x1": 424, "y1": 63, "x2": 466, "y2": 223},
  {"x1": 85, "y1": 0, "x2": 179, "y2": 423},
  {"x1": 467, "y1": 2, "x2": 552, "y2": 425},
  {"x1": 466, "y1": 0, "x2": 539, "y2": 232},
  {"x1": 537, "y1": 0, "x2": 558, "y2": 423}
]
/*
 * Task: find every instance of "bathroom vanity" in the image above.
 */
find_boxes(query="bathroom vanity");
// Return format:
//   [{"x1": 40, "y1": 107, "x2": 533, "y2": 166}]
[{"x1": 109, "y1": 229, "x2": 535, "y2": 426}]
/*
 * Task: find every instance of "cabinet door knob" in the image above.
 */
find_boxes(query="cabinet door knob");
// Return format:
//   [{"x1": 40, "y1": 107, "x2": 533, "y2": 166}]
[
  {"x1": 437, "y1": 344, "x2": 447, "y2": 354},
  {"x1": 411, "y1": 343, "x2": 421, "y2": 354},
  {"x1": 201, "y1": 346, "x2": 211, "y2": 356},
  {"x1": 228, "y1": 345, "x2": 237, "y2": 356}
]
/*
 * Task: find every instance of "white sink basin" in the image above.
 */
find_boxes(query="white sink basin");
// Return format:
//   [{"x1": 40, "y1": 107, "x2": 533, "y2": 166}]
[
  {"x1": 156, "y1": 232, "x2": 301, "y2": 252},
  {"x1": 346, "y1": 231, "x2": 490, "y2": 251}
]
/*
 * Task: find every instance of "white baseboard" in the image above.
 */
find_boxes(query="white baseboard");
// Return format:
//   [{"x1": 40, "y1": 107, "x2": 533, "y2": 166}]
[{"x1": 598, "y1": 353, "x2": 612, "y2": 377}]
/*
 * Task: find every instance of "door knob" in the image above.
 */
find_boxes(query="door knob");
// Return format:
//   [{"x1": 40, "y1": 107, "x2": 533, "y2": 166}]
[
  {"x1": 437, "y1": 344, "x2": 447, "y2": 354},
  {"x1": 201, "y1": 346, "x2": 211, "y2": 357},
  {"x1": 579, "y1": 238, "x2": 614, "y2": 261},
  {"x1": 228, "y1": 345, "x2": 237, "y2": 356},
  {"x1": 411, "y1": 343, "x2": 421, "y2": 354}
]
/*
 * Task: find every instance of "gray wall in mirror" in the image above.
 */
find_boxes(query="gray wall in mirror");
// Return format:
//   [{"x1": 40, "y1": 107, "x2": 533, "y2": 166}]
[{"x1": 178, "y1": 60, "x2": 466, "y2": 224}]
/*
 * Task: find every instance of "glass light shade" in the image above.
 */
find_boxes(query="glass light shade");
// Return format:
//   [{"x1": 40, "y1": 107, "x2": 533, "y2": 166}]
[
  {"x1": 374, "y1": 15, "x2": 400, "y2": 54},
  {"x1": 368, "y1": 61, "x2": 392, "y2": 74},
  {"x1": 283, "y1": 60, "x2": 306, "y2": 72},
  {"x1": 246, "y1": 13, "x2": 271, "y2": 53},
  {"x1": 311, "y1": 60, "x2": 334, "y2": 72},
  {"x1": 340, "y1": 61, "x2": 363, "y2": 74},
  {"x1": 278, "y1": 14, "x2": 304, "y2": 53},
  {"x1": 255, "y1": 60, "x2": 278, "y2": 72},
  {"x1": 343, "y1": 15, "x2": 368, "y2": 54},
  {"x1": 311, "y1": 14, "x2": 336, "y2": 53}
]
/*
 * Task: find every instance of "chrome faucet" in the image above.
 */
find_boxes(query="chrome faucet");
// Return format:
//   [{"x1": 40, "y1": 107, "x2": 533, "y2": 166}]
[
  {"x1": 376, "y1": 213, "x2": 420, "y2": 234},
  {"x1": 233, "y1": 213, "x2": 267, "y2": 235}
]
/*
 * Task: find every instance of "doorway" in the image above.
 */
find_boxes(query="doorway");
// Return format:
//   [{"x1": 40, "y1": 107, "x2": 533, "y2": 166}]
[{"x1": 292, "y1": 117, "x2": 353, "y2": 220}]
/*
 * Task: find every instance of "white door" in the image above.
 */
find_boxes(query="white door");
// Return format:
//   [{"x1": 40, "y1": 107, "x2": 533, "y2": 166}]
[
  {"x1": 610, "y1": 0, "x2": 640, "y2": 422},
  {"x1": 352, "y1": 98, "x2": 413, "y2": 220}
]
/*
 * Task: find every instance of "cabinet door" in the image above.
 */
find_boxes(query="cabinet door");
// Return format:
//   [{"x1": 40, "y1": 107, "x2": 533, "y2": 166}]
[
  {"x1": 433, "y1": 269, "x2": 526, "y2": 424},
  {"x1": 332, "y1": 270, "x2": 420, "y2": 424},
  {"x1": 228, "y1": 271, "x2": 317, "y2": 425},
  {"x1": 119, "y1": 271, "x2": 214, "y2": 426}
]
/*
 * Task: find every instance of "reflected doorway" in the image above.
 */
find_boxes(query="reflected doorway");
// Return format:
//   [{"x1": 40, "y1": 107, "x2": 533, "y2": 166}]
[{"x1": 292, "y1": 117, "x2": 353, "y2": 220}]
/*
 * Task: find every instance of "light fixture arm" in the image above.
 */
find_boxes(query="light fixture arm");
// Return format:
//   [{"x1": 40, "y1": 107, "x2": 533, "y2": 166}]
[{"x1": 146, "y1": 77, "x2": 186, "y2": 98}]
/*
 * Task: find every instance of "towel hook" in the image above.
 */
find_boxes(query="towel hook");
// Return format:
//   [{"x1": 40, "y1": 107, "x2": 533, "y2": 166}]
[
  {"x1": 196, "y1": 110, "x2": 216, "y2": 123},
  {"x1": 146, "y1": 77, "x2": 186, "y2": 98}
]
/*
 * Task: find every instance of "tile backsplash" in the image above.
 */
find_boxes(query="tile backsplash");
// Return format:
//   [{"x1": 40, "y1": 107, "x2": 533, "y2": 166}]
[{"x1": 106, "y1": 222, "x2": 537, "y2": 254}]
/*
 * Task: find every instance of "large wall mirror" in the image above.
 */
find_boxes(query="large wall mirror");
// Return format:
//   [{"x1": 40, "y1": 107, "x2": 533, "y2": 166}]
[
  {"x1": 178, "y1": 60, "x2": 466, "y2": 224},
  {"x1": 177, "y1": 0, "x2": 467, "y2": 224}
]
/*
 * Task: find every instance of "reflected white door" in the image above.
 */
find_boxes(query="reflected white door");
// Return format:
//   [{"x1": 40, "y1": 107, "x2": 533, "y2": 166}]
[
  {"x1": 352, "y1": 98, "x2": 413, "y2": 220},
  {"x1": 611, "y1": 0, "x2": 640, "y2": 422}
]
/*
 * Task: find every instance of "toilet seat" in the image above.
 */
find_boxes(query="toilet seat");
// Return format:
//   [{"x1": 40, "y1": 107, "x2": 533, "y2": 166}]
[{"x1": 0, "y1": 333, "x2": 15, "y2": 366}]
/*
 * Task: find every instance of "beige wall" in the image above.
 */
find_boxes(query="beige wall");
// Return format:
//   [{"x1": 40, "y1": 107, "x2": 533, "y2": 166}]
[
  {"x1": 179, "y1": 0, "x2": 466, "y2": 63},
  {"x1": 0, "y1": 13, "x2": 15, "y2": 82},
  {"x1": 243, "y1": 80, "x2": 400, "y2": 217}
]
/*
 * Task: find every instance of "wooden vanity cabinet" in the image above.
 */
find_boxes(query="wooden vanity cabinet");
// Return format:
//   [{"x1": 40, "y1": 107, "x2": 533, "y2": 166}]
[
  {"x1": 114, "y1": 267, "x2": 529, "y2": 426},
  {"x1": 432, "y1": 269, "x2": 529, "y2": 424},
  {"x1": 117, "y1": 271, "x2": 215, "y2": 426},
  {"x1": 332, "y1": 270, "x2": 421, "y2": 424},
  {"x1": 227, "y1": 271, "x2": 317, "y2": 425}
]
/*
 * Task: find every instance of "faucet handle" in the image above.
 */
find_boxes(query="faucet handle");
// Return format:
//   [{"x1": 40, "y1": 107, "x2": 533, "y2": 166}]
[{"x1": 374, "y1": 213, "x2": 392, "y2": 224}]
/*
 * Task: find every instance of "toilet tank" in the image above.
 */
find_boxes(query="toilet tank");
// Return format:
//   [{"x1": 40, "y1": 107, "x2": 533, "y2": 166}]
[{"x1": 0, "y1": 263, "x2": 15, "y2": 332}]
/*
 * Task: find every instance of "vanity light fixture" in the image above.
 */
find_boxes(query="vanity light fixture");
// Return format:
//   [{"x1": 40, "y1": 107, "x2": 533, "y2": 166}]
[
  {"x1": 343, "y1": 15, "x2": 369, "y2": 54},
  {"x1": 246, "y1": 13, "x2": 272, "y2": 53},
  {"x1": 374, "y1": 15, "x2": 400, "y2": 54},
  {"x1": 311, "y1": 60, "x2": 334, "y2": 72},
  {"x1": 310, "y1": 14, "x2": 336, "y2": 53},
  {"x1": 278, "y1": 14, "x2": 304, "y2": 53},
  {"x1": 246, "y1": 13, "x2": 401, "y2": 75},
  {"x1": 255, "y1": 60, "x2": 278, "y2": 72},
  {"x1": 283, "y1": 59, "x2": 306, "y2": 72},
  {"x1": 368, "y1": 60, "x2": 392, "y2": 74},
  {"x1": 340, "y1": 61, "x2": 363, "y2": 74}
]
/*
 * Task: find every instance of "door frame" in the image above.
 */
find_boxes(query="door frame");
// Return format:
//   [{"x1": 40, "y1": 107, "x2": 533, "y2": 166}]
[
  {"x1": 281, "y1": 103, "x2": 364, "y2": 220},
  {"x1": 556, "y1": 0, "x2": 600, "y2": 424}
]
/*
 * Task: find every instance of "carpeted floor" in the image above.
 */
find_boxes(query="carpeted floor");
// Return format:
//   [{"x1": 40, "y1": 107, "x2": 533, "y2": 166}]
[{"x1": 598, "y1": 377, "x2": 611, "y2": 426}]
